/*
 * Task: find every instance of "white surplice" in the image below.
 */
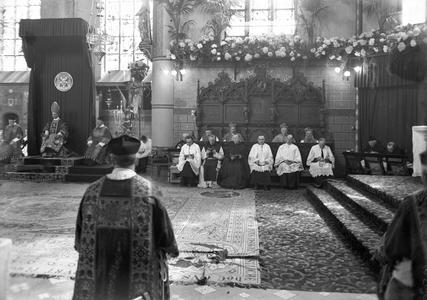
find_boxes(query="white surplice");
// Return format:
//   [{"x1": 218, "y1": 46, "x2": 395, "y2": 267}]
[
  {"x1": 274, "y1": 143, "x2": 303, "y2": 176},
  {"x1": 177, "y1": 143, "x2": 201, "y2": 175},
  {"x1": 306, "y1": 144, "x2": 335, "y2": 177},
  {"x1": 248, "y1": 143, "x2": 273, "y2": 173}
]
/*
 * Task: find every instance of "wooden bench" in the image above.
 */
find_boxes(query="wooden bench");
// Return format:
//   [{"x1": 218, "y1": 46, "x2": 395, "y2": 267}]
[{"x1": 343, "y1": 152, "x2": 409, "y2": 176}]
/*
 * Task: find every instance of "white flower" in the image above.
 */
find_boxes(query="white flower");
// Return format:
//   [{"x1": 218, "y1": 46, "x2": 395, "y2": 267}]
[
  {"x1": 337, "y1": 56, "x2": 342, "y2": 61},
  {"x1": 361, "y1": 49, "x2": 366, "y2": 56},
  {"x1": 235, "y1": 56, "x2": 241, "y2": 61},
  {"x1": 211, "y1": 49, "x2": 217, "y2": 55},
  {"x1": 321, "y1": 51, "x2": 326, "y2": 55},
  {"x1": 297, "y1": 53, "x2": 301, "y2": 57},
  {"x1": 345, "y1": 46, "x2": 353, "y2": 54},
  {"x1": 169, "y1": 40, "x2": 176, "y2": 46},
  {"x1": 244, "y1": 53, "x2": 253, "y2": 61},
  {"x1": 289, "y1": 41, "x2": 294, "y2": 47},
  {"x1": 217, "y1": 57, "x2": 221, "y2": 61},
  {"x1": 220, "y1": 41, "x2": 227, "y2": 46},
  {"x1": 355, "y1": 51, "x2": 360, "y2": 56},
  {"x1": 374, "y1": 47, "x2": 379, "y2": 52},
  {"x1": 217, "y1": 52, "x2": 221, "y2": 56},
  {"x1": 359, "y1": 39, "x2": 367, "y2": 46},
  {"x1": 254, "y1": 53, "x2": 260, "y2": 58},
  {"x1": 236, "y1": 37, "x2": 244, "y2": 44},
  {"x1": 197, "y1": 43, "x2": 203, "y2": 49},
  {"x1": 190, "y1": 54, "x2": 196, "y2": 61},
  {"x1": 170, "y1": 54, "x2": 176, "y2": 60},
  {"x1": 383, "y1": 45, "x2": 388, "y2": 53},
  {"x1": 268, "y1": 52, "x2": 273, "y2": 57},
  {"x1": 290, "y1": 57, "x2": 295, "y2": 61},
  {"x1": 310, "y1": 48, "x2": 316, "y2": 53},
  {"x1": 179, "y1": 42, "x2": 185, "y2": 47},
  {"x1": 262, "y1": 47, "x2": 269, "y2": 54},
  {"x1": 290, "y1": 51, "x2": 294, "y2": 57},
  {"x1": 329, "y1": 55, "x2": 335, "y2": 60},
  {"x1": 407, "y1": 30, "x2": 413, "y2": 37},
  {"x1": 379, "y1": 38, "x2": 385, "y2": 43},
  {"x1": 224, "y1": 53, "x2": 232, "y2": 60},
  {"x1": 410, "y1": 39, "x2": 417, "y2": 47},
  {"x1": 303, "y1": 55, "x2": 308, "y2": 59},
  {"x1": 209, "y1": 36, "x2": 214, "y2": 41},
  {"x1": 397, "y1": 41, "x2": 406, "y2": 52},
  {"x1": 369, "y1": 38, "x2": 375, "y2": 46},
  {"x1": 185, "y1": 39, "x2": 192, "y2": 43},
  {"x1": 325, "y1": 40, "x2": 331, "y2": 46},
  {"x1": 413, "y1": 27, "x2": 421, "y2": 36},
  {"x1": 211, "y1": 44, "x2": 217, "y2": 48}
]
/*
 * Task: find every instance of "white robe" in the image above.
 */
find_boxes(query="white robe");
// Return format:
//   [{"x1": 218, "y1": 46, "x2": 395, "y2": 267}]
[
  {"x1": 274, "y1": 143, "x2": 303, "y2": 176},
  {"x1": 248, "y1": 143, "x2": 273, "y2": 173},
  {"x1": 306, "y1": 144, "x2": 335, "y2": 177},
  {"x1": 177, "y1": 143, "x2": 201, "y2": 175},
  {"x1": 198, "y1": 144, "x2": 224, "y2": 188}
]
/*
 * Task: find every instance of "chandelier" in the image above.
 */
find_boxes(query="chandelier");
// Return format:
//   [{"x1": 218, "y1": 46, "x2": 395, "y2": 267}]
[{"x1": 87, "y1": 1, "x2": 114, "y2": 63}]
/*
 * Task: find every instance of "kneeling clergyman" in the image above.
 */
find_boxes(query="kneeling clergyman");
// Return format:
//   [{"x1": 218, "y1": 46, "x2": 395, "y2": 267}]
[
  {"x1": 274, "y1": 134, "x2": 303, "y2": 190},
  {"x1": 198, "y1": 134, "x2": 224, "y2": 188},
  {"x1": 248, "y1": 135, "x2": 273, "y2": 191},
  {"x1": 83, "y1": 117, "x2": 112, "y2": 166},
  {"x1": 177, "y1": 135, "x2": 201, "y2": 187},
  {"x1": 306, "y1": 138, "x2": 335, "y2": 187}
]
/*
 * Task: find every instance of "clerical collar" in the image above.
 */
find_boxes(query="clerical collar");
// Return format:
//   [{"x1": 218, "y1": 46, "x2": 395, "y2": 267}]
[
  {"x1": 53, "y1": 117, "x2": 59, "y2": 121},
  {"x1": 107, "y1": 168, "x2": 136, "y2": 180}
]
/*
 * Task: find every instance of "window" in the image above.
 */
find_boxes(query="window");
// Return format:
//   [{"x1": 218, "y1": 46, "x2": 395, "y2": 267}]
[
  {"x1": 104, "y1": 0, "x2": 153, "y2": 72},
  {"x1": 229, "y1": 0, "x2": 296, "y2": 37},
  {"x1": 1, "y1": 0, "x2": 41, "y2": 71}
]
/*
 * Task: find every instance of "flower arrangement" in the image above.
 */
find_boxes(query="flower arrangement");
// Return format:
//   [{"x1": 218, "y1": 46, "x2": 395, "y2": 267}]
[
  {"x1": 168, "y1": 22, "x2": 427, "y2": 80},
  {"x1": 128, "y1": 59, "x2": 150, "y2": 82}
]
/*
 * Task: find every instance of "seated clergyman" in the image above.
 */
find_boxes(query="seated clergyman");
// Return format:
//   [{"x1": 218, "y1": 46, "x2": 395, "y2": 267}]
[
  {"x1": 300, "y1": 127, "x2": 318, "y2": 143},
  {"x1": 274, "y1": 134, "x2": 304, "y2": 190},
  {"x1": 177, "y1": 135, "x2": 201, "y2": 187},
  {"x1": 248, "y1": 135, "x2": 273, "y2": 191},
  {"x1": 83, "y1": 117, "x2": 112, "y2": 166},
  {"x1": 198, "y1": 134, "x2": 224, "y2": 188},
  {"x1": 0, "y1": 118, "x2": 24, "y2": 163},
  {"x1": 306, "y1": 138, "x2": 335, "y2": 187},
  {"x1": 222, "y1": 122, "x2": 244, "y2": 142}
]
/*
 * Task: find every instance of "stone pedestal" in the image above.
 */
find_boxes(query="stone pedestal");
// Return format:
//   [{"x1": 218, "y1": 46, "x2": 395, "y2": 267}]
[
  {"x1": 412, "y1": 126, "x2": 427, "y2": 177},
  {"x1": 0, "y1": 238, "x2": 12, "y2": 300}
]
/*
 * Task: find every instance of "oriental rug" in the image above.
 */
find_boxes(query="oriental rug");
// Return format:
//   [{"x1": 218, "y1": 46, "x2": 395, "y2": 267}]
[
  {"x1": 0, "y1": 181, "x2": 260, "y2": 285},
  {"x1": 168, "y1": 188, "x2": 260, "y2": 285}
]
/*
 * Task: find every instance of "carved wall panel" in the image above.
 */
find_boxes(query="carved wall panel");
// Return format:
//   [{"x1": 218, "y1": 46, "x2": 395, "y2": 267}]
[
  {"x1": 202, "y1": 105, "x2": 222, "y2": 124},
  {"x1": 195, "y1": 67, "x2": 327, "y2": 142},
  {"x1": 224, "y1": 104, "x2": 244, "y2": 122}
]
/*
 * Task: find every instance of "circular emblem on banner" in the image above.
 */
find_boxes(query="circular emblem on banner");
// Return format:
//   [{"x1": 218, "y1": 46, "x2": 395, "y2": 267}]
[{"x1": 54, "y1": 72, "x2": 73, "y2": 92}]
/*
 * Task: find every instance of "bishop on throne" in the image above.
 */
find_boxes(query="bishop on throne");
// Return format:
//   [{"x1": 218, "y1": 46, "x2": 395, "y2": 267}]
[{"x1": 40, "y1": 102, "x2": 76, "y2": 157}]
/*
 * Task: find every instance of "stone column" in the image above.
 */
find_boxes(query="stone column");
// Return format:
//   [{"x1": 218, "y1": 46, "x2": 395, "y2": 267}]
[
  {"x1": 412, "y1": 125, "x2": 427, "y2": 177},
  {"x1": 0, "y1": 239, "x2": 12, "y2": 300},
  {"x1": 151, "y1": 57, "x2": 174, "y2": 147}
]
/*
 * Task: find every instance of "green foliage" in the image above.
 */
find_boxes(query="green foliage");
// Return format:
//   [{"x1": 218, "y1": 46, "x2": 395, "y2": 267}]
[
  {"x1": 363, "y1": 0, "x2": 400, "y2": 32},
  {"x1": 296, "y1": 0, "x2": 330, "y2": 45}
]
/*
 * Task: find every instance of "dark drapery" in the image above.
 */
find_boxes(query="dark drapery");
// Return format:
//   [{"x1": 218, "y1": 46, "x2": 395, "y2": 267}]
[
  {"x1": 359, "y1": 85, "x2": 424, "y2": 162},
  {"x1": 19, "y1": 18, "x2": 95, "y2": 156}
]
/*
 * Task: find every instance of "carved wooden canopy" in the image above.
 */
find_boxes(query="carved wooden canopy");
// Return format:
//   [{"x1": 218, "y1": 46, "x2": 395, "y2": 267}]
[{"x1": 195, "y1": 65, "x2": 327, "y2": 142}]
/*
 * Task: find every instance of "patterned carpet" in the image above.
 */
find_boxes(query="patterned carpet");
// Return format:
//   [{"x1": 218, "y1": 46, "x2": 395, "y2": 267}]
[
  {"x1": 255, "y1": 189, "x2": 377, "y2": 293},
  {"x1": 0, "y1": 179, "x2": 378, "y2": 292}
]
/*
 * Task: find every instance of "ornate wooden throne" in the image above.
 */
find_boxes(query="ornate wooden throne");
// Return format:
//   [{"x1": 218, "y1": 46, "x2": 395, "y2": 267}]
[{"x1": 195, "y1": 65, "x2": 328, "y2": 142}]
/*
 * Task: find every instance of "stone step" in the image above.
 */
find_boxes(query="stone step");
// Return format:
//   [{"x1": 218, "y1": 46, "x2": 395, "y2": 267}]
[
  {"x1": 15, "y1": 164, "x2": 55, "y2": 173},
  {"x1": 346, "y1": 174, "x2": 423, "y2": 209},
  {"x1": 325, "y1": 180, "x2": 396, "y2": 234},
  {"x1": 306, "y1": 185, "x2": 382, "y2": 272}
]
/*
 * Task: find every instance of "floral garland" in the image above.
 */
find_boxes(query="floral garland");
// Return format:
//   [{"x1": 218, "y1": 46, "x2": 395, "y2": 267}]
[
  {"x1": 167, "y1": 23, "x2": 427, "y2": 65},
  {"x1": 128, "y1": 59, "x2": 150, "y2": 82}
]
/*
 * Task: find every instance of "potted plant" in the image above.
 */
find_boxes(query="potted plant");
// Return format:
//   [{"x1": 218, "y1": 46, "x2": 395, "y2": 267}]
[{"x1": 296, "y1": 0, "x2": 330, "y2": 45}]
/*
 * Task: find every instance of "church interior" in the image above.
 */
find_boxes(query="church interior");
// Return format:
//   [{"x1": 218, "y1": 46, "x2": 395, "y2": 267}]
[{"x1": 1, "y1": 0, "x2": 427, "y2": 299}]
